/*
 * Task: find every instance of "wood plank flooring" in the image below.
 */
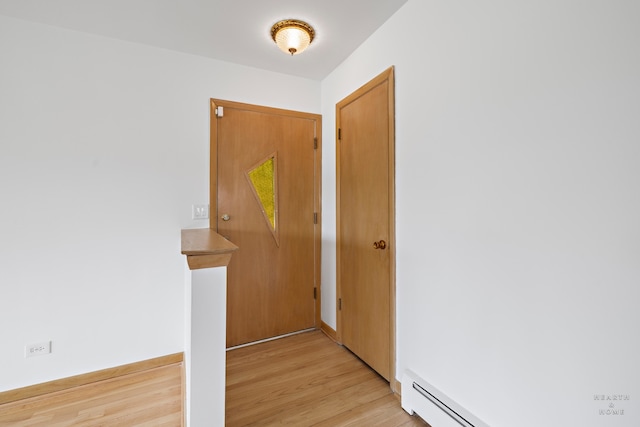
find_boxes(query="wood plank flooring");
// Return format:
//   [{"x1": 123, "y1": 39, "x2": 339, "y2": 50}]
[
  {"x1": 226, "y1": 330, "x2": 428, "y2": 426},
  {"x1": 1, "y1": 331, "x2": 426, "y2": 426},
  {"x1": 0, "y1": 363, "x2": 183, "y2": 427}
]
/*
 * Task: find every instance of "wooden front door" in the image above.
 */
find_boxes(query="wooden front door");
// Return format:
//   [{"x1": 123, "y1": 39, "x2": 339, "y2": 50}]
[
  {"x1": 211, "y1": 100, "x2": 321, "y2": 348},
  {"x1": 336, "y1": 68, "x2": 396, "y2": 383}
]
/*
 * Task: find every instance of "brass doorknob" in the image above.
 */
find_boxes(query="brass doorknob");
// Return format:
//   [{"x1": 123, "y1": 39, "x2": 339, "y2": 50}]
[
  {"x1": 221, "y1": 214, "x2": 230, "y2": 221},
  {"x1": 373, "y1": 240, "x2": 387, "y2": 250}
]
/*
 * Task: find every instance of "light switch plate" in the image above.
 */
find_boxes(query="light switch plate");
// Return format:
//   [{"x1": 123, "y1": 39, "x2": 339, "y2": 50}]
[{"x1": 192, "y1": 204, "x2": 209, "y2": 220}]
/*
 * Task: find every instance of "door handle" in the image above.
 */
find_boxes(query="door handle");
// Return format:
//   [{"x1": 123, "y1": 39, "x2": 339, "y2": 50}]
[
  {"x1": 221, "y1": 214, "x2": 230, "y2": 221},
  {"x1": 373, "y1": 240, "x2": 387, "y2": 250}
]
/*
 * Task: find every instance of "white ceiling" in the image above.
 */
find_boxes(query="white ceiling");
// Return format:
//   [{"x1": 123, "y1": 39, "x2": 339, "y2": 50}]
[{"x1": 0, "y1": 0, "x2": 408, "y2": 80}]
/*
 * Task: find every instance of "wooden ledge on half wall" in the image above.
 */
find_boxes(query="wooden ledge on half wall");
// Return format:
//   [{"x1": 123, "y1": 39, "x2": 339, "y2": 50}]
[{"x1": 181, "y1": 228, "x2": 238, "y2": 270}]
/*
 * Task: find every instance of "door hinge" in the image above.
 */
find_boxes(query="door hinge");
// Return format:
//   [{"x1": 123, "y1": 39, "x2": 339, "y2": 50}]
[
  {"x1": 338, "y1": 128, "x2": 341, "y2": 140},
  {"x1": 314, "y1": 287, "x2": 317, "y2": 300},
  {"x1": 314, "y1": 137, "x2": 318, "y2": 149},
  {"x1": 313, "y1": 212, "x2": 318, "y2": 224},
  {"x1": 338, "y1": 298, "x2": 342, "y2": 310}
]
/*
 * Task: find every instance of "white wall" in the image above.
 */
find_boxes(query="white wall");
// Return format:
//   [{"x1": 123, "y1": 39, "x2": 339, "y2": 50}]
[
  {"x1": 187, "y1": 265, "x2": 228, "y2": 426},
  {"x1": 0, "y1": 15, "x2": 319, "y2": 391},
  {"x1": 321, "y1": 1, "x2": 640, "y2": 426}
]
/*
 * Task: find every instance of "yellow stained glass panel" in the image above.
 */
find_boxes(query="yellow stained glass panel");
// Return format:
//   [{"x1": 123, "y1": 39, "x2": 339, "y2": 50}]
[{"x1": 247, "y1": 156, "x2": 276, "y2": 230}]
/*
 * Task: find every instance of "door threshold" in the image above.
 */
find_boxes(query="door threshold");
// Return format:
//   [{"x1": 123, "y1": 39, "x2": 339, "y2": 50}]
[{"x1": 226, "y1": 328, "x2": 316, "y2": 351}]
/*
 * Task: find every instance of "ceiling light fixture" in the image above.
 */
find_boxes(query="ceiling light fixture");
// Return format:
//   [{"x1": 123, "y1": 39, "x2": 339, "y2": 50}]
[{"x1": 270, "y1": 19, "x2": 315, "y2": 56}]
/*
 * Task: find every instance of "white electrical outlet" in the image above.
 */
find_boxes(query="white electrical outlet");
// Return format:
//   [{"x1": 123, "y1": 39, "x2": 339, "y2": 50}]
[
  {"x1": 25, "y1": 341, "x2": 51, "y2": 358},
  {"x1": 192, "y1": 204, "x2": 209, "y2": 220}
]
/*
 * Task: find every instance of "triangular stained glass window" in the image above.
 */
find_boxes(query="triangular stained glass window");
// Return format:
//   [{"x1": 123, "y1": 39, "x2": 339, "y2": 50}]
[{"x1": 246, "y1": 152, "x2": 279, "y2": 246}]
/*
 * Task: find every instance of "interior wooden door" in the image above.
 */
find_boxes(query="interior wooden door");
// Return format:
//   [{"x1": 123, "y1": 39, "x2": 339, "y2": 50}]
[
  {"x1": 337, "y1": 68, "x2": 395, "y2": 382},
  {"x1": 211, "y1": 100, "x2": 321, "y2": 348}
]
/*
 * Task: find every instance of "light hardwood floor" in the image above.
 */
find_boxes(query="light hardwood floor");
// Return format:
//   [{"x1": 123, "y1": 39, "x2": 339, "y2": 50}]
[
  {"x1": 0, "y1": 363, "x2": 183, "y2": 426},
  {"x1": 226, "y1": 330, "x2": 428, "y2": 426},
  {"x1": 0, "y1": 331, "x2": 426, "y2": 426}
]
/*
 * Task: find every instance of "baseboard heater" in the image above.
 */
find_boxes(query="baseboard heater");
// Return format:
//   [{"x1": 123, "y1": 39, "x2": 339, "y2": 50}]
[{"x1": 401, "y1": 370, "x2": 490, "y2": 427}]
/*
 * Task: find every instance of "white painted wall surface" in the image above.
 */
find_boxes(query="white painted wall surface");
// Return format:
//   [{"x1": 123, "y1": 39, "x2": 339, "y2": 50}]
[
  {"x1": 321, "y1": 1, "x2": 640, "y2": 426},
  {"x1": 186, "y1": 265, "x2": 227, "y2": 427},
  {"x1": 0, "y1": 14, "x2": 319, "y2": 391}
]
